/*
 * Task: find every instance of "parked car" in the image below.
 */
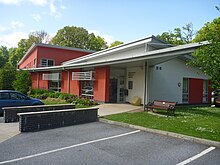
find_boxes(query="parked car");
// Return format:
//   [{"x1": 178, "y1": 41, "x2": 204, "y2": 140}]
[
  {"x1": 212, "y1": 89, "x2": 220, "y2": 107},
  {"x1": 0, "y1": 90, "x2": 44, "y2": 116}
]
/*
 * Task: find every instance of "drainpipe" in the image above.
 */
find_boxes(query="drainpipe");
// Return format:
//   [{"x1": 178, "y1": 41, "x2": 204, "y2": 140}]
[
  {"x1": 143, "y1": 61, "x2": 147, "y2": 111},
  {"x1": 37, "y1": 72, "x2": 39, "y2": 88},
  {"x1": 67, "y1": 70, "x2": 70, "y2": 94}
]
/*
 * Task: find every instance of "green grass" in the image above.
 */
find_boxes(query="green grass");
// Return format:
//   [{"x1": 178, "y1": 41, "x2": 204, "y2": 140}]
[{"x1": 104, "y1": 106, "x2": 220, "y2": 142}]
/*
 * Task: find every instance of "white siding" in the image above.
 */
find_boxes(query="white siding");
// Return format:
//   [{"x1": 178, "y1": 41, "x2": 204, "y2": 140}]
[
  {"x1": 149, "y1": 58, "x2": 209, "y2": 103},
  {"x1": 126, "y1": 66, "x2": 144, "y2": 103}
]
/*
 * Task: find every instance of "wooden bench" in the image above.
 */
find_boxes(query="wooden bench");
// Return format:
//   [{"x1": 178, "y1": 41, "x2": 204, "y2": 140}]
[{"x1": 145, "y1": 100, "x2": 176, "y2": 116}]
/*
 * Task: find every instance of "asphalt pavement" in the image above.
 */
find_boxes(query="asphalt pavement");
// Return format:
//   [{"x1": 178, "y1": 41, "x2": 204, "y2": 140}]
[{"x1": 0, "y1": 122, "x2": 219, "y2": 165}]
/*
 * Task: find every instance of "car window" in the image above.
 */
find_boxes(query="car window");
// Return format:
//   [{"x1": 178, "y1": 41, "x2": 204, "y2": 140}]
[
  {"x1": 10, "y1": 92, "x2": 26, "y2": 100},
  {"x1": 0, "y1": 92, "x2": 10, "y2": 100}
]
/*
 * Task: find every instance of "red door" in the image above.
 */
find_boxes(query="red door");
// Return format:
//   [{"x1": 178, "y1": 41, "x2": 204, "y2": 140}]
[{"x1": 189, "y1": 78, "x2": 203, "y2": 104}]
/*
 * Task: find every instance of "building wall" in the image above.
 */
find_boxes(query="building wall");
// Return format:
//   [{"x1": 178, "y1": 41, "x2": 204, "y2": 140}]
[
  {"x1": 149, "y1": 58, "x2": 209, "y2": 104},
  {"x1": 31, "y1": 72, "x2": 38, "y2": 89},
  {"x1": 19, "y1": 49, "x2": 38, "y2": 69},
  {"x1": 19, "y1": 46, "x2": 92, "y2": 69},
  {"x1": 69, "y1": 69, "x2": 81, "y2": 96},
  {"x1": 37, "y1": 46, "x2": 91, "y2": 67},
  {"x1": 94, "y1": 66, "x2": 110, "y2": 102},
  {"x1": 125, "y1": 66, "x2": 145, "y2": 103},
  {"x1": 61, "y1": 70, "x2": 69, "y2": 93},
  {"x1": 38, "y1": 72, "x2": 49, "y2": 90}
]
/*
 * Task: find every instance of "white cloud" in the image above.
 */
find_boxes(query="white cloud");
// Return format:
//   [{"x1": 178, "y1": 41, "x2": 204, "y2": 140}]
[
  {"x1": 0, "y1": 31, "x2": 28, "y2": 47},
  {"x1": 28, "y1": 0, "x2": 48, "y2": 6},
  {"x1": 0, "y1": 0, "x2": 22, "y2": 5},
  {"x1": 89, "y1": 30, "x2": 114, "y2": 45},
  {"x1": 32, "y1": 14, "x2": 41, "y2": 21},
  {"x1": 60, "y1": 5, "x2": 66, "y2": 10},
  {"x1": 11, "y1": 21, "x2": 25, "y2": 29},
  {"x1": 0, "y1": 25, "x2": 7, "y2": 32}
]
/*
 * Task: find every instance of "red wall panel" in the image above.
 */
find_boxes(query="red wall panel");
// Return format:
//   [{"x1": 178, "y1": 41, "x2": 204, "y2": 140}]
[
  {"x1": 31, "y1": 72, "x2": 38, "y2": 89},
  {"x1": 69, "y1": 69, "x2": 81, "y2": 96},
  {"x1": 94, "y1": 66, "x2": 110, "y2": 102},
  {"x1": 37, "y1": 47, "x2": 91, "y2": 67},
  {"x1": 189, "y1": 78, "x2": 203, "y2": 104},
  {"x1": 19, "y1": 49, "x2": 37, "y2": 69},
  {"x1": 38, "y1": 72, "x2": 49, "y2": 90}
]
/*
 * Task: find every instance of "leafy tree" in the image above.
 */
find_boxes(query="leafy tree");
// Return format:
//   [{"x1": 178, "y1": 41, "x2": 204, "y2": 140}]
[
  {"x1": 13, "y1": 70, "x2": 32, "y2": 94},
  {"x1": 190, "y1": 17, "x2": 220, "y2": 89},
  {"x1": 8, "y1": 47, "x2": 18, "y2": 67},
  {"x1": 109, "y1": 41, "x2": 124, "y2": 48},
  {"x1": 87, "y1": 33, "x2": 107, "y2": 50},
  {"x1": 0, "y1": 46, "x2": 9, "y2": 68},
  {"x1": 13, "y1": 30, "x2": 50, "y2": 66},
  {"x1": 0, "y1": 63, "x2": 16, "y2": 89},
  {"x1": 50, "y1": 26, "x2": 107, "y2": 51},
  {"x1": 157, "y1": 23, "x2": 195, "y2": 45}
]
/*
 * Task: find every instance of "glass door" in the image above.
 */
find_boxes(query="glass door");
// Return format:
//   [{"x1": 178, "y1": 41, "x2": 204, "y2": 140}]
[
  {"x1": 182, "y1": 78, "x2": 189, "y2": 103},
  {"x1": 203, "y1": 80, "x2": 208, "y2": 103}
]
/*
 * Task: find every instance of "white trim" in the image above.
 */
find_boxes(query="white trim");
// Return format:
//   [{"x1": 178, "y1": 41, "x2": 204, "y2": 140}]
[
  {"x1": 72, "y1": 71, "x2": 94, "y2": 80},
  {"x1": 42, "y1": 73, "x2": 60, "y2": 80}
]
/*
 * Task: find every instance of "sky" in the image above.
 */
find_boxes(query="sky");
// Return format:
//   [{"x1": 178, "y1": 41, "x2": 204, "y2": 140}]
[{"x1": 0, "y1": 0, "x2": 219, "y2": 48}]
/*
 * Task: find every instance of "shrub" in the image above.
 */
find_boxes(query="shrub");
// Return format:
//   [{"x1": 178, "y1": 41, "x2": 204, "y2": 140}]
[
  {"x1": 13, "y1": 70, "x2": 32, "y2": 94},
  {"x1": 29, "y1": 88, "x2": 98, "y2": 106}
]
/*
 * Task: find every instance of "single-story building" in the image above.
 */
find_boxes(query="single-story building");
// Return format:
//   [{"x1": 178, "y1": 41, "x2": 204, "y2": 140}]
[{"x1": 18, "y1": 35, "x2": 211, "y2": 106}]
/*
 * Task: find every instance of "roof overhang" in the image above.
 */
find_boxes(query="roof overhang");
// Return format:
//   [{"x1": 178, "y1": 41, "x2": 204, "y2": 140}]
[{"x1": 24, "y1": 41, "x2": 208, "y2": 72}]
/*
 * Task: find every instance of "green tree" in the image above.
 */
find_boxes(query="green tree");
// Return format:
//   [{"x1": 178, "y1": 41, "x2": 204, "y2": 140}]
[
  {"x1": 50, "y1": 26, "x2": 107, "y2": 51},
  {"x1": 0, "y1": 46, "x2": 9, "y2": 68},
  {"x1": 109, "y1": 41, "x2": 124, "y2": 48},
  {"x1": 13, "y1": 70, "x2": 32, "y2": 94},
  {"x1": 8, "y1": 47, "x2": 18, "y2": 67},
  {"x1": 190, "y1": 17, "x2": 220, "y2": 89},
  {"x1": 14, "y1": 31, "x2": 50, "y2": 66},
  {"x1": 0, "y1": 63, "x2": 16, "y2": 89},
  {"x1": 157, "y1": 23, "x2": 195, "y2": 45}
]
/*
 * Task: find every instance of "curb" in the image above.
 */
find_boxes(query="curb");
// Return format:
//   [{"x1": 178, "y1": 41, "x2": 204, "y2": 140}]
[{"x1": 99, "y1": 118, "x2": 220, "y2": 148}]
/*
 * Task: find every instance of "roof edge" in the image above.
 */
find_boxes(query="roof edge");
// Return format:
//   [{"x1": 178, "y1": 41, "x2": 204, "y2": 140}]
[{"x1": 18, "y1": 43, "x2": 95, "y2": 66}]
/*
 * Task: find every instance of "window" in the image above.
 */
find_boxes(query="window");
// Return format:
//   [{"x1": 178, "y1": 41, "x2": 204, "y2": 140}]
[
  {"x1": 10, "y1": 92, "x2": 26, "y2": 100},
  {"x1": 34, "y1": 59, "x2": 36, "y2": 68},
  {"x1": 40, "y1": 59, "x2": 54, "y2": 67},
  {"x1": 0, "y1": 93, "x2": 10, "y2": 100},
  {"x1": 182, "y1": 78, "x2": 189, "y2": 103},
  {"x1": 203, "y1": 80, "x2": 208, "y2": 103},
  {"x1": 128, "y1": 81, "x2": 133, "y2": 89}
]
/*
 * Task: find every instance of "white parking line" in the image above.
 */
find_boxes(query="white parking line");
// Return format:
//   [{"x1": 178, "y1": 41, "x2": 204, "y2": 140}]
[
  {"x1": 0, "y1": 130, "x2": 140, "y2": 165},
  {"x1": 176, "y1": 146, "x2": 216, "y2": 165}
]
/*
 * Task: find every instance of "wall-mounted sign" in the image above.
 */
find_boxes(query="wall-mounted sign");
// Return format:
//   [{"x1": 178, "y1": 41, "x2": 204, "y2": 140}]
[{"x1": 128, "y1": 72, "x2": 135, "y2": 78}]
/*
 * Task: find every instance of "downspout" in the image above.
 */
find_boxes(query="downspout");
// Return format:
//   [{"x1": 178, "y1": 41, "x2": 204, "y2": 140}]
[
  {"x1": 143, "y1": 61, "x2": 147, "y2": 111},
  {"x1": 67, "y1": 70, "x2": 70, "y2": 94},
  {"x1": 37, "y1": 72, "x2": 39, "y2": 88}
]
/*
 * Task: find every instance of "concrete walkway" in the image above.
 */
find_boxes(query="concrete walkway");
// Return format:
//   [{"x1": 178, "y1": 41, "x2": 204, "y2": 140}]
[
  {"x1": 0, "y1": 118, "x2": 19, "y2": 143},
  {"x1": 97, "y1": 103, "x2": 142, "y2": 116},
  {"x1": 0, "y1": 103, "x2": 142, "y2": 143}
]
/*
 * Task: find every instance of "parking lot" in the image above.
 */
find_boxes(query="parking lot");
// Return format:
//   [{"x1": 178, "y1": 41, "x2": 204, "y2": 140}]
[{"x1": 0, "y1": 122, "x2": 219, "y2": 165}]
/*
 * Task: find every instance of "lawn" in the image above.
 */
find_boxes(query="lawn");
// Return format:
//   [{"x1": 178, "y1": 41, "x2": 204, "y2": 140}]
[{"x1": 104, "y1": 106, "x2": 220, "y2": 142}]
